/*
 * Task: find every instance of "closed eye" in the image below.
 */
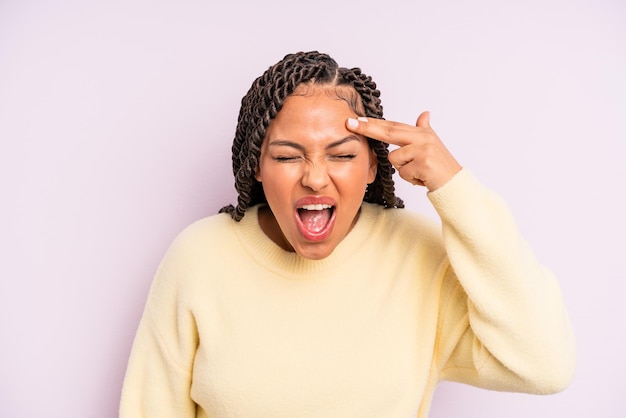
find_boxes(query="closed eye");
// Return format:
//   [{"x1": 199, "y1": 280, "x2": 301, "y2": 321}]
[
  {"x1": 273, "y1": 156, "x2": 300, "y2": 162},
  {"x1": 330, "y1": 154, "x2": 356, "y2": 161}
]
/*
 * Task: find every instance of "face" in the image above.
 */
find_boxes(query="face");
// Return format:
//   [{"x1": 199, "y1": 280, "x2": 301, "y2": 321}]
[{"x1": 255, "y1": 87, "x2": 377, "y2": 260}]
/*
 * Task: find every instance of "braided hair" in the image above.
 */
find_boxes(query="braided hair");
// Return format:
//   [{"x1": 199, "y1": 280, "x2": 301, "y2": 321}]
[{"x1": 219, "y1": 51, "x2": 404, "y2": 221}]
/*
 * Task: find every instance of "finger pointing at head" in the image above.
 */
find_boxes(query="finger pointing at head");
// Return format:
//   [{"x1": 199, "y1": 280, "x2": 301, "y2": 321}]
[
  {"x1": 346, "y1": 117, "x2": 415, "y2": 147},
  {"x1": 347, "y1": 112, "x2": 462, "y2": 191}
]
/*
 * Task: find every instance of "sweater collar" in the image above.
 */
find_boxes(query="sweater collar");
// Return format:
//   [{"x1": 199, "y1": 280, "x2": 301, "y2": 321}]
[{"x1": 233, "y1": 203, "x2": 382, "y2": 277}]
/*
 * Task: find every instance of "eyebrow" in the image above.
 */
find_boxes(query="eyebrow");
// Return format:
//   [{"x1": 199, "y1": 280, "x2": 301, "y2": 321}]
[{"x1": 268, "y1": 135, "x2": 361, "y2": 151}]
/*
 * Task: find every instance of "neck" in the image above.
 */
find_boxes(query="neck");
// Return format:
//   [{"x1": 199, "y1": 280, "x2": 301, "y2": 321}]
[{"x1": 257, "y1": 205, "x2": 294, "y2": 252}]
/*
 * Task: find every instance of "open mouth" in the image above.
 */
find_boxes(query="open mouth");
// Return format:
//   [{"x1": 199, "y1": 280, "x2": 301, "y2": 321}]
[{"x1": 295, "y1": 203, "x2": 336, "y2": 241}]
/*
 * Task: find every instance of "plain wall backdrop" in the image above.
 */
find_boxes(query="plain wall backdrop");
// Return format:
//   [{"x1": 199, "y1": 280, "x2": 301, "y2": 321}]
[{"x1": 1, "y1": 0, "x2": 624, "y2": 416}]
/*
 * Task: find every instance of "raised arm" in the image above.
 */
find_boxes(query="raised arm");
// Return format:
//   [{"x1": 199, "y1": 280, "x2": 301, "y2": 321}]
[
  {"x1": 428, "y1": 169, "x2": 575, "y2": 392},
  {"x1": 347, "y1": 113, "x2": 576, "y2": 393}
]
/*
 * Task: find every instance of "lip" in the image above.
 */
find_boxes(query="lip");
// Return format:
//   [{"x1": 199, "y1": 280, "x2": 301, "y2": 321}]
[{"x1": 294, "y1": 196, "x2": 337, "y2": 242}]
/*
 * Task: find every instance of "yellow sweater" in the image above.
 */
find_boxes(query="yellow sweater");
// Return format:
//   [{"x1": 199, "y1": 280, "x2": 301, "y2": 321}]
[{"x1": 120, "y1": 170, "x2": 575, "y2": 417}]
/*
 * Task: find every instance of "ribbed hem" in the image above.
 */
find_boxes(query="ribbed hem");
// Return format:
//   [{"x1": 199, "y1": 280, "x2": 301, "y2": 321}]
[
  {"x1": 231, "y1": 203, "x2": 382, "y2": 278},
  {"x1": 427, "y1": 169, "x2": 485, "y2": 222}
]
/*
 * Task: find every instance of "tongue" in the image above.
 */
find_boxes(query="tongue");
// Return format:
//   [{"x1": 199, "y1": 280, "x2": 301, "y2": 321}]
[{"x1": 299, "y1": 209, "x2": 331, "y2": 233}]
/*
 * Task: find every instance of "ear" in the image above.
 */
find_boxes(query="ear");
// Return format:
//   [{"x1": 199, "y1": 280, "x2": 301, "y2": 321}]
[
  {"x1": 367, "y1": 149, "x2": 378, "y2": 184},
  {"x1": 254, "y1": 163, "x2": 262, "y2": 182}
]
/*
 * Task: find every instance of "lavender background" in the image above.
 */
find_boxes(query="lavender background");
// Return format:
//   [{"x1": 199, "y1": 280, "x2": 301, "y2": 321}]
[{"x1": 1, "y1": 0, "x2": 625, "y2": 416}]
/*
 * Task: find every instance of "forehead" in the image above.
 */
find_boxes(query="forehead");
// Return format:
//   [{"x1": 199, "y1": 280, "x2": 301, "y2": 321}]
[
  {"x1": 269, "y1": 88, "x2": 358, "y2": 132},
  {"x1": 264, "y1": 93, "x2": 359, "y2": 147}
]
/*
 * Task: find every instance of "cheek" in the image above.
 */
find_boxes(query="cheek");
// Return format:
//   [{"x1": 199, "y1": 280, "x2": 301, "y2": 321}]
[
  {"x1": 331, "y1": 162, "x2": 373, "y2": 190},
  {"x1": 259, "y1": 163, "x2": 299, "y2": 196}
]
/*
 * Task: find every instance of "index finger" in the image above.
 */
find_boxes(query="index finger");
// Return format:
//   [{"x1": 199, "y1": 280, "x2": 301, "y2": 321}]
[{"x1": 346, "y1": 117, "x2": 415, "y2": 147}]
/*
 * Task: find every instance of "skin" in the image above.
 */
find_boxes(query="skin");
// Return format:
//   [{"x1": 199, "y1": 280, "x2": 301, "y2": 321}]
[
  {"x1": 255, "y1": 88, "x2": 377, "y2": 260},
  {"x1": 256, "y1": 86, "x2": 462, "y2": 260},
  {"x1": 346, "y1": 112, "x2": 462, "y2": 192}
]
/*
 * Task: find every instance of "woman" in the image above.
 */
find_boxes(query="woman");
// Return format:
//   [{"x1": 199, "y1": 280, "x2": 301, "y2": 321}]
[{"x1": 120, "y1": 51, "x2": 575, "y2": 417}]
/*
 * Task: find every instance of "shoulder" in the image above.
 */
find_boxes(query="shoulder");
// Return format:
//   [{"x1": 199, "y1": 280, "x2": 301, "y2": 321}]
[
  {"x1": 176, "y1": 212, "x2": 234, "y2": 242},
  {"x1": 175, "y1": 212, "x2": 233, "y2": 244},
  {"x1": 146, "y1": 212, "x2": 246, "y2": 294},
  {"x1": 160, "y1": 213, "x2": 237, "y2": 265}
]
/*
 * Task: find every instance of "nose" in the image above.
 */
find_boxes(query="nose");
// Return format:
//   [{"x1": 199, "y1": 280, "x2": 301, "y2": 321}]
[{"x1": 301, "y1": 160, "x2": 330, "y2": 192}]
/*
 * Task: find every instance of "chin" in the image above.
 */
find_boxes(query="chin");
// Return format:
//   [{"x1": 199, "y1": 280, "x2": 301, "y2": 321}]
[{"x1": 294, "y1": 242, "x2": 336, "y2": 261}]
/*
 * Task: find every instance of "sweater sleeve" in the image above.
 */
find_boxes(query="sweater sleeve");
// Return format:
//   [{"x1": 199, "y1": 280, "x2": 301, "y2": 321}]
[
  {"x1": 427, "y1": 169, "x2": 576, "y2": 394},
  {"x1": 119, "y1": 233, "x2": 199, "y2": 417}
]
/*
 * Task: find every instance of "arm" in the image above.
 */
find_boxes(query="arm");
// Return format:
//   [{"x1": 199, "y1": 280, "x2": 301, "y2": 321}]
[
  {"x1": 347, "y1": 113, "x2": 575, "y2": 393},
  {"x1": 119, "y1": 235, "x2": 199, "y2": 417},
  {"x1": 429, "y1": 169, "x2": 575, "y2": 393}
]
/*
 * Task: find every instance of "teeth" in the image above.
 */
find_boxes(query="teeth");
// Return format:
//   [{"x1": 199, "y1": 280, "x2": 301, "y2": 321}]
[{"x1": 299, "y1": 204, "x2": 332, "y2": 210}]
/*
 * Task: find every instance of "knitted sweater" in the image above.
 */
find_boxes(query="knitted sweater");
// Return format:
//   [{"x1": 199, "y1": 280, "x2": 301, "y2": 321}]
[{"x1": 119, "y1": 169, "x2": 575, "y2": 417}]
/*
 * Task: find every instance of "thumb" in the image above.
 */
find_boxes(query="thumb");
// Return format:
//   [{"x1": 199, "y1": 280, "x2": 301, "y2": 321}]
[{"x1": 416, "y1": 111, "x2": 431, "y2": 128}]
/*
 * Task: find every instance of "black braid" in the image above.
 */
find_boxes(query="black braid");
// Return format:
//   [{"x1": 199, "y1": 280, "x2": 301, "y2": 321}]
[
  {"x1": 337, "y1": 67, "x2": 404, "y2": 209},
  {"x1": 219, "y1": 51, "x2": 404, "y2": 221}
]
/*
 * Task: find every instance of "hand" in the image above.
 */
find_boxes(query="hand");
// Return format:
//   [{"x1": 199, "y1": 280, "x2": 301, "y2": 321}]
[{"x1": 346, "y1": 111, "x2": 462, "y2": 192}]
